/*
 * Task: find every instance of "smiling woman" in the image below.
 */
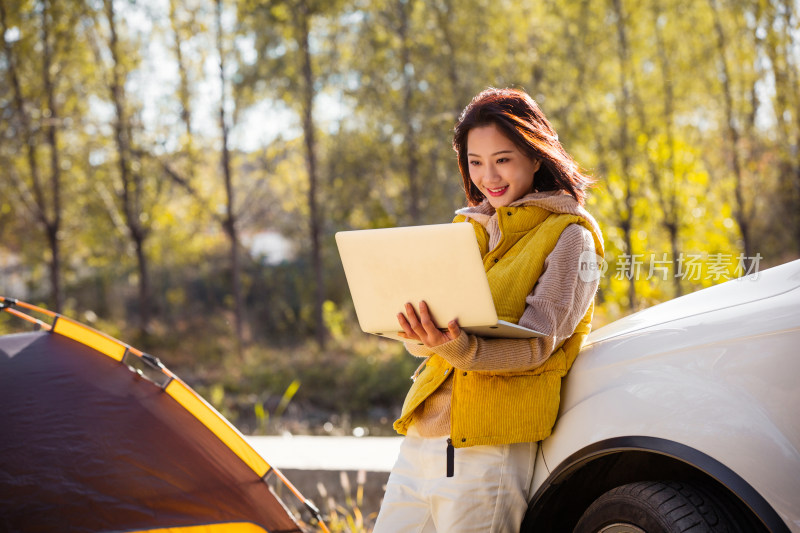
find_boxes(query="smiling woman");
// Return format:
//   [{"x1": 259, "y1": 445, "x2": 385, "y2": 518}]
[
  {"x1": 374, "y1": 88, "x2": 605, "y2": 533},
  {"x1": 454, "y1": 88, "x2": 593, "y2": 208},
  {"x1": 465, "y1": 123, "x2": 541, "y2": 208}
]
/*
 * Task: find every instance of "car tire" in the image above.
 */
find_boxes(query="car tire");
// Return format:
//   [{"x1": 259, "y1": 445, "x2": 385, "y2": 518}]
[{"x1": 574, "y1": 480, "x2": 738, "y2": 533}]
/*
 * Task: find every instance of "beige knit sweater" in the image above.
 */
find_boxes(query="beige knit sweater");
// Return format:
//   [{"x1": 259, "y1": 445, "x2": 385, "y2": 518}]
[{"x1": 405, "y1": 191, "x2": 601, "y2": 437}]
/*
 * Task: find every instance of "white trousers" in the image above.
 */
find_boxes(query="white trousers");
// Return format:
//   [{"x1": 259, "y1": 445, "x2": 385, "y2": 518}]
[{"x1": 373, "y1": 435, "x2": 537, "y2": 533}]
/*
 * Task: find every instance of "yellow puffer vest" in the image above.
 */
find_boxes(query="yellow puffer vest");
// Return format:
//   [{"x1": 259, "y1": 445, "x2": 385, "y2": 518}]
[{"x1": 393, "y1": 204, "x2": 604, "y2": 447}]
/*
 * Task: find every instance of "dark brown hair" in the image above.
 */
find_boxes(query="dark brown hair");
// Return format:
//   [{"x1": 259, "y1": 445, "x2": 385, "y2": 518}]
[{"x1": 453, "y1": 87, "x2": 594, "y2": 206}]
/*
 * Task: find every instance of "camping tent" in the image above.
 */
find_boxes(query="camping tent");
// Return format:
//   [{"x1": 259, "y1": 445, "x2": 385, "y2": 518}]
[{"x1": 0, "y1": 297, "x2": 325, "y2": 533}]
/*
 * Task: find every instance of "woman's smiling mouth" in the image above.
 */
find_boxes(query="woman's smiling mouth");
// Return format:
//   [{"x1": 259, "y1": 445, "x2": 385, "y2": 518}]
[{"x1": 486, "y1": 186, "x2": 509, "y2": 197}]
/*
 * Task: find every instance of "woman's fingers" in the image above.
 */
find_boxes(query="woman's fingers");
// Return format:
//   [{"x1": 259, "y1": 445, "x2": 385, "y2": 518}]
[
  {"x1": 406, "y1": 301, "x2": 435, "y2": 338},
  {"x1": 397, "y1": 301, "x2": 458, "y2": 347},
  {"x1": 397, "y1": 312, "x2": 417, "y2": 339},
  {"x1": 404, "y1": 302, "x2": 425, "y2": 333},
  {"x1": 417, "y1": 301, "x2": 440, "y2": 336},
  {"x1": 447, "y1": 319, "x2": 461, "y2": 339},
  {"x1": 419, "y1": 302, "x2": 438, "y2": 335},
  {"x1": 416, "y1": 301, "x2": 452, "y2": 344}
]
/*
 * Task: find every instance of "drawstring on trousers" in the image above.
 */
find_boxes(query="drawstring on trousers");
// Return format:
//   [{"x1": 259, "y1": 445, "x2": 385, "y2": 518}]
[{"x1": 446, "y1": 439, "x2": 454, "y2": 477}]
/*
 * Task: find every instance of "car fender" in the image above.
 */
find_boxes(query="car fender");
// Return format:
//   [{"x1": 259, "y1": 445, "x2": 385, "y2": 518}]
[
  {"x1": 532, "y1": 382, "x2": 798, "y2": 529},
  {"x1": 530, "y1": 285, "x2": 800, "y2": 531}
]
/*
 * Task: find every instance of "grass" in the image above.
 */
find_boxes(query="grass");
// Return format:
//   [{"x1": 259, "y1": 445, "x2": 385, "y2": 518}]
[{"x1": 271, "y1": 469, "x2": 382, "y2": 533}]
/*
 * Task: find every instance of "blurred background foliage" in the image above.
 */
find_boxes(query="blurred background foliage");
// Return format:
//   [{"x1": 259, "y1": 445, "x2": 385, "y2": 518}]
[{"x1": 1, "y1": 0, "x2": 799, "y2": 434}]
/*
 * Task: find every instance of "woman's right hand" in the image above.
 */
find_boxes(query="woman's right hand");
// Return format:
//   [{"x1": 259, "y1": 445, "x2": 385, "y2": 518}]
[{"x1": 397, "y1": 301, "x2": 461, "y2": 348}]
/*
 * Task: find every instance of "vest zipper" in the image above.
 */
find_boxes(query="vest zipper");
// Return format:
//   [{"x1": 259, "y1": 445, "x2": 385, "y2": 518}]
[{"x1": 446, "y1": 438, "x2": 454, "y2": 477}]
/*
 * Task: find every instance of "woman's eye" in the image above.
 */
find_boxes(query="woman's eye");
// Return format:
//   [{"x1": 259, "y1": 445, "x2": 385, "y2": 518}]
[
  {"x1": 469, "y1": 160, "x2": 480, "y2": 166},
  {"x1": 497, "y1": 157, "x2": 509, "y2": 164}
]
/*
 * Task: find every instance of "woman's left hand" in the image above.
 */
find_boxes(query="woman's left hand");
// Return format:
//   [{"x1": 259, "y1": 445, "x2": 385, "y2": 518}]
[{"x1": 397, "y1": 301, "x2": 461, "y2": 348}]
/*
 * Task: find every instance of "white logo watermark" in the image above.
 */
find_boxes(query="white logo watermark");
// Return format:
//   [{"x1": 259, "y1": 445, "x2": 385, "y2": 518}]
[
  {"x1": 578, "y1": 251, "x2": 608, "y2": 282},
  {"x1": 577, "y1": 252, "x2": 762, "y2": 282}
]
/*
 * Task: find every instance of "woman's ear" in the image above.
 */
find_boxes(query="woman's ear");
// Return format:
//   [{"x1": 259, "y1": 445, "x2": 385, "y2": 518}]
[{"x1": 532, "y1": 159, "x2": 542, "y2": 173}]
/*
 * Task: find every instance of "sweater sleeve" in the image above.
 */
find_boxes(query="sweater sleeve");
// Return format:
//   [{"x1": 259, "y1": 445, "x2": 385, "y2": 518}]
[
  {"x1": 404, "y1": 342, "x2": 436, "y2": 358},
  {"x1": 431, "y1": 224, "x2": 599, "y2": 372}
]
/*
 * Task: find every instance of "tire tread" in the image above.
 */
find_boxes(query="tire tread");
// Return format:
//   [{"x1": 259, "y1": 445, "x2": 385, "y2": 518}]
[{"x1": 574, "y1": 480, "x2": 736, "y2": 533}]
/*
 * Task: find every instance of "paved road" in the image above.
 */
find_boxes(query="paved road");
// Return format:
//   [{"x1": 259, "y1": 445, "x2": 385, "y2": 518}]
[{"x1": 246, "y1": 435, "x2": 403, "y2": 472}]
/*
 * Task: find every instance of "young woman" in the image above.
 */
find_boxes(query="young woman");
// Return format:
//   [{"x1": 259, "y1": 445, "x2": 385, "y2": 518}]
[{"x1": 373, "y1": 87, "x2": 604, "y2": 533}]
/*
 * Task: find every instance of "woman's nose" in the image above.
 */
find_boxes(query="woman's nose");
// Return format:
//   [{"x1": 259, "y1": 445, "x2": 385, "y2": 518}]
[{"x1": 484, "y1": 163, "x2": 500, "y2": 182}]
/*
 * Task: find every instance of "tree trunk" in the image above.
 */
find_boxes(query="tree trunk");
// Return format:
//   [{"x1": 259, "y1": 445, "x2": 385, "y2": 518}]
[
  {"x1": 759, "y1": 0, "x2": 800, "y2": 256},
  {"x1": 296, "y1": 0, "x2": 326, "y2": 349},
  {"x1": 398, "y1": 0, "x2": 420, "y2": 221},
  {"x1": 170, "y1": 0, "x2": 193, "y2": 140},
  {"x1": 611, "y1": 0, "x2": 637, "y2": 310},
  {"x1": 170, "y1": 0, "x2": 197, "y2": 185},
  {"x1": 0, "y1": 0, "x2": 63, "y2": 312},
  {"x1": 133, "y1": 233, "x2": 150, "y2": 328},
  {"x1": 652, "y1": 0, "x2": 682, "y2": 296},
  {"x1": 571, "y1": 0, "x2": 610, "y2": 303},
  {"x1": 789, "y1": 0, "x2": 800, "y2": 255},
  {"x1": 216, "y1": 0, "x2": 244, "y2": 356},
  {"x1": 41, "y1": 1, "x2": 63, "y2": 312},
  {"x1": 709, "y1": 0, "x2": 754, "y2": 271},
  {"x1": 105, "y1": 0, "x2": 151, "y2": 332},
  {"x1": 432, "y1": 0, "x2": 463, "y2": 118}
]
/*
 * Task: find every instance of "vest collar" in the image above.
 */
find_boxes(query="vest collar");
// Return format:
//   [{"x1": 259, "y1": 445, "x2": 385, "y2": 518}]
[
  {"x1": 456, "y1": 191, "x2": 572, "y2": 220},
  {"x1": 456, "y1": 191, "x2": 604, "y2": 249}
]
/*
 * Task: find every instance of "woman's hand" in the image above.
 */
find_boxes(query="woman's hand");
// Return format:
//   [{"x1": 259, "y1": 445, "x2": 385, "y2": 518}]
[{"x1": 397, "y1": 301, "x2": 461, "y2": 348}]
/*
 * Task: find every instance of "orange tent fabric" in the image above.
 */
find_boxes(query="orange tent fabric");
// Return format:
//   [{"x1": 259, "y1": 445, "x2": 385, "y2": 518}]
[{"x1": 0, "y1": 328, "x2": 304, "y2": 533}]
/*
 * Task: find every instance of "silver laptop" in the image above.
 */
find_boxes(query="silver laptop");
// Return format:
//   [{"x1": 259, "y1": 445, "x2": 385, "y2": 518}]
[{"x1": 335, "y1": 222, "x2": 545, "y2": 343}]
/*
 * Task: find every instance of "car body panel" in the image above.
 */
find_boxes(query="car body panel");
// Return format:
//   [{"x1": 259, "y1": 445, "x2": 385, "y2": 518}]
[
  {"x1": 531, "y1": 260, "x2": 800, "y2": 531},
  {"x1": 585, "y1": 260, "x2": 800, "y2": 344}
]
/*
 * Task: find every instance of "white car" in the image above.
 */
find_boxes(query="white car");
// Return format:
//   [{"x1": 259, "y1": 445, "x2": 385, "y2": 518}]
[{"x1": 522, "y1": 260, "x2": 800, "y2": 533}]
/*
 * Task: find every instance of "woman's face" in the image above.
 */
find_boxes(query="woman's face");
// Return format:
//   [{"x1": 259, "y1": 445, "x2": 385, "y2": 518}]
[{"x1": 466, "y1": 123, "x2": 541, "y2": 208}]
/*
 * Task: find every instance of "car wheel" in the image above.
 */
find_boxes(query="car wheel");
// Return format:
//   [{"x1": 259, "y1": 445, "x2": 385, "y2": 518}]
[{"x1": 574, "y1": 480, "x2": 737, "y2": 533}]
